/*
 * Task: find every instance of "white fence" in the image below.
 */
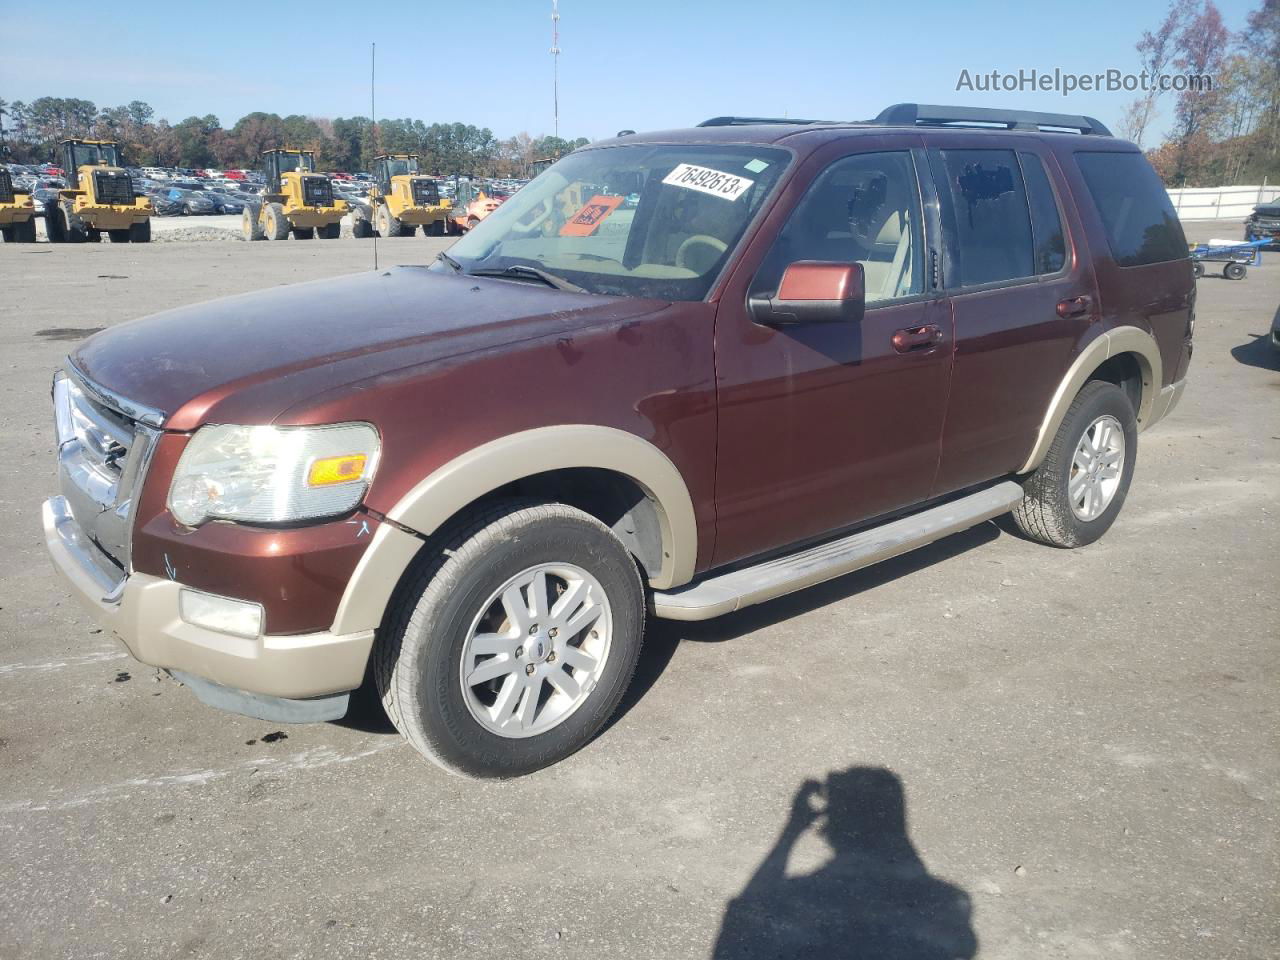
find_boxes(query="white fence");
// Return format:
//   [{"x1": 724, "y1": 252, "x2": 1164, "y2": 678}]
[{"x1": 1167, "y1": 183, "x2": 1278, "y2": 222}]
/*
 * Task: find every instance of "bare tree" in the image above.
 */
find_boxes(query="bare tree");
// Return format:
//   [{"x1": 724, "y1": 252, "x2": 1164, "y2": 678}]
[{"x1": 1123, "y1": 0, "x2": 1195, "y2": 146}]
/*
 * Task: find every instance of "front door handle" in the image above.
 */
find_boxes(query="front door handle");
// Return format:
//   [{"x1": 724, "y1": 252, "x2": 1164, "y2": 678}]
[
  {"x1": 892, "y1": 324, "x2": 943, "y2": 353},
  {"x1": 1056, "y1": 295, "x2": 1093, "y2": 319}
]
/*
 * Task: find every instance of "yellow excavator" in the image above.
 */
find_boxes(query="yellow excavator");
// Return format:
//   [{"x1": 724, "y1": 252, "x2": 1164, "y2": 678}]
[
  {"x1": 45, "y1": 139, "x2": 151, "y2": 243},
  {"x1": 0, "y1": 159, "x2": 37, "y2": 243},
  {"x1": 243, "y1": 149, "x2": 347, "y2": 240},
  {"x1": 352, "y1": 153, "x2": 450, "y2": 238}
]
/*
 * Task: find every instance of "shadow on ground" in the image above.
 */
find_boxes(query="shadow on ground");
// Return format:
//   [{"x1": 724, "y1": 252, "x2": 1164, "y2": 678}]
[
  {"x1": 1230, "y1": 326, "x2": 1280, "y2": 371},
  {"x1": 713, "y1": 767, "x2": 977, "y2": 959}
]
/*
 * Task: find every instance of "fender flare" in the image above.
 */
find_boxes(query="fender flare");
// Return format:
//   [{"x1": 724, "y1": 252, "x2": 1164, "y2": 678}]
[
  {"x1": 1018, "y1": 326, "x2": 1162, "y2": 475},
  {"x1": 330, "y1": 425, "x2": 698, "y2": 636}
]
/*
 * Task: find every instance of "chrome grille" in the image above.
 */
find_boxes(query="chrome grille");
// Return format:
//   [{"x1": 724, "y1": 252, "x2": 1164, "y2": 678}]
[{"x1": 53, "y1": 370, "x2": 161, "y2": 583}]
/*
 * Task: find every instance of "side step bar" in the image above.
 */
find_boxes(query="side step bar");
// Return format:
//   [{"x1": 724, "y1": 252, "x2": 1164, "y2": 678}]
[{"x1": 652, "y1": 481, "x2": 1024, "y2": 621}]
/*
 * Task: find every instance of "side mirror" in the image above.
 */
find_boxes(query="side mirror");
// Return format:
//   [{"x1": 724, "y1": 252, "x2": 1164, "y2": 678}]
[{"x1": 748, "y1": 261, "x2": 866, "y2": 325}]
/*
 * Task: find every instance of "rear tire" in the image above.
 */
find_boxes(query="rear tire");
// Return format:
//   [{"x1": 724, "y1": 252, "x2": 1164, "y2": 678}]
[
  {"x1": 265, "y1": 203, "x2": 290, "y2": 240},
  {"x1": 1192, "y1": 261, "x2": 1204, "y2": 279},
  {"x1": 351, "y1": 214, "x2": 373, "y2": 239},
  {"x1": 17, "y1": 218, "x2": 36, "y2": 242},
  {"x1": 129, "y1": 219, "x2": 151, "y2": 243},
  {"x1": 0, "y1": 225, "x2": 13, "y2": 243},
  {"x1": 292, "y1": 226, "x2": 315, "y2": 240},
  {"x1": 107, "y1": 229, "x2": 130, "y2": 243},
  {"x1": 62, "y1": 204, "x2": 87, "y2": 243},
  {"x1": 45, "y1": 205, "x2": 66, "y2": 243},
  {"x1": 242, "y1": 207, "x2": 264, "y2": 241},
  {"x1": 374, "y1": 501, "x2": 645, "y2": 778},
  {"x1": 319, "y1": 221, "x2": 341, "y2": 239},
  {"x1": 1224, "y1": 262, "x2": 1246, "y2": 280},
  {"x1": 1011, "y1": 381, "x2": 1137, "y2": 548},
  {"x1": 375, "y1": 204, "x2": 401, "y2": 239},
  {"x1": 426, "y1": 218, "x2": 445, "y2": 237}
]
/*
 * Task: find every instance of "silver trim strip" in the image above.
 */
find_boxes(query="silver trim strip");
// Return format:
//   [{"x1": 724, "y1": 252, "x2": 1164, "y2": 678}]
[{"x1": 652, "y1": 481, "x2": 1024, "y2": 621}]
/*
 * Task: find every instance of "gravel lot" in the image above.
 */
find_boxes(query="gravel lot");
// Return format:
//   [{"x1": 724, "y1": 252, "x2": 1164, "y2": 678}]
[{"x1": 1, "y1": 225, "x2": 1276, "y2": 959}]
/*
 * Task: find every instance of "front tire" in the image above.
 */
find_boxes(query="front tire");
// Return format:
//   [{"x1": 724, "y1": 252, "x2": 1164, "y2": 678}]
[
  {"x1": 375, "y1": 204, "x2": 401, "y2": 239},
  {"x1": 1011, "y1": 381, "x2": 1137, "y2": 548},
  {"x1": 265, "y1": 203, "x2": 290, "y2": 240},
  {"x1": 1224, "y1": 262, "x2": 1246, "y2": 280},
  {"x1": 374, "y1": 502, "x2": 645, "y2": 778},
  {"x1": 129, "y1": 219, "x2": 151, "y2": 243},
  {"x1": 242, "y1": 207, "x2": 264, "y2": 241}
]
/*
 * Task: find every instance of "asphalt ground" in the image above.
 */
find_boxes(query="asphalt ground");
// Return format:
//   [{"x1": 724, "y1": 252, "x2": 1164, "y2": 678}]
[{"x1": 1, "y1": 222, "x2": 1276, "y2": 959}]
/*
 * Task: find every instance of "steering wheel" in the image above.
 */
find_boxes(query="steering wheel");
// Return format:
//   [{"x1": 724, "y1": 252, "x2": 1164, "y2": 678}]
[{"x1": 676, "y1": 234, "x2": 728, "y2": 271}]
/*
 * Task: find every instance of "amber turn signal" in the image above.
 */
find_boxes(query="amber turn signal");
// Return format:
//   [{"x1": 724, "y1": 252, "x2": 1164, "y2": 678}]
[{"x1": 307, "y1": 454, "x2": 368, "y2": 487}]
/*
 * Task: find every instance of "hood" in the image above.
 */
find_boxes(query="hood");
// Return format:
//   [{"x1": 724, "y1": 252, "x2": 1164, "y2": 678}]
[{"x1": 70, "y1": 266, "x2": 667, "y2": 430}]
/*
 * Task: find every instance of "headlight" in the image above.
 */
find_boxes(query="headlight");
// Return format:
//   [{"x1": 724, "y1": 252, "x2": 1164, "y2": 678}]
[{"x1": 167, "y1": 423, "x2": 380, "y2": 527}]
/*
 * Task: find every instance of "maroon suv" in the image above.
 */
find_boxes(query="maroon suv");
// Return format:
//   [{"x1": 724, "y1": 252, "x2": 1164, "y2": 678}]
[{"x1": 44, "y1": 104, "x2": 1193, "y2": 777}]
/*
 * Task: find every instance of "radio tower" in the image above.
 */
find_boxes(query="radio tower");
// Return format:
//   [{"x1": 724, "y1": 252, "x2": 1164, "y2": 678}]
[{"x1": 550, "y1": 0, "x2": 561, "y2": 140}]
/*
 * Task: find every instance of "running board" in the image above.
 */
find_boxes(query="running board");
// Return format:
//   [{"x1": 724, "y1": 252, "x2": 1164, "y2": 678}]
[{"x1": 652, "y1": 481, "x2": 1024, "y2": 621}]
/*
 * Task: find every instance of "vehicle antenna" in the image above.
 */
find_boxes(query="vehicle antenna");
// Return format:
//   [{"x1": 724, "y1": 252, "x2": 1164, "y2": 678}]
[
  {"x1": 550, "y1": 0, "x2": 560, "y2": 140},
  {"x1": 371, "y1": 41, "x2": 378, "y2": 272}
]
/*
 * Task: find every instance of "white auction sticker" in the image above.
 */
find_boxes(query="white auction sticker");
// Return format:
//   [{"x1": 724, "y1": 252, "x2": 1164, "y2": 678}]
[{"x1": 662, "y1": 163, "x2": 755, "y2": 201}]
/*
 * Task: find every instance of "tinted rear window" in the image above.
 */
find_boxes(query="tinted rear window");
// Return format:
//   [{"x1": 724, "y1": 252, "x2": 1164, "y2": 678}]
[
  {"x1": 1076, "y1": 152, "x2": 1186, "y2": 267},
  {"x1": 935, "y1": 148, "x2": 1034, "y2": 287}
]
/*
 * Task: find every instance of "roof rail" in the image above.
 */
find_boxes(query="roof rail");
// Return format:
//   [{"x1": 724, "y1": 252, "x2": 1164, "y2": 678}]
[
  {"x1": 872, "y1": 103, "x2": 1112, "y2": 136},
  {"x1": 697, "y1": 116, "x2": 832, "y2": 127}
]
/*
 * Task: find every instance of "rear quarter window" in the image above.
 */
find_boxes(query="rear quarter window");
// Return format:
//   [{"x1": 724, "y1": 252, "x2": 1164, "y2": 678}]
[{"x1": 1075, "y1": 152, "x2": 1186, "y2": 267}]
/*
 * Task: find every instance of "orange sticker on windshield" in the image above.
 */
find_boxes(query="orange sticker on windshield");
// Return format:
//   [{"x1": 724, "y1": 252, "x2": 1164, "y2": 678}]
[{"x1": 560, "y1": 195, "x2": 624, "y2": 236}]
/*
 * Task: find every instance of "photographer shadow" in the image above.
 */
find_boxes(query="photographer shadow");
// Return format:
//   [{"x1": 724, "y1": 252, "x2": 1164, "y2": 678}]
[{"x1": 713, "y1": 767, "x2": 977, "y2": 960}]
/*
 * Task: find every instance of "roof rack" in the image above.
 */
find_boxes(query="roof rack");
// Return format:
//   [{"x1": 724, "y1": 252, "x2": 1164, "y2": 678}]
[
  {"x1": 872, "y1": 103, "x2": 1111, "y2": 136},
  {"x1": 697, "y1": 116, "x2": 833, "y2": 127}
]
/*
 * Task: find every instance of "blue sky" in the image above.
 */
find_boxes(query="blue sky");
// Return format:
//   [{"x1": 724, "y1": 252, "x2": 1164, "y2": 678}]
[{"x1": 1, "y1": 0, "x2": 1259, "y2": 144}]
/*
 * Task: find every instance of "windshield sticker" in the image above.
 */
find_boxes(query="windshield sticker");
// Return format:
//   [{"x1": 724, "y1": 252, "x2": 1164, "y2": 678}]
[
  {"x1": 743, "y1": 158, "x2": 770, "y2": 174},
  {"x1": 559, "y1": 194, "x2": 625, "y2": 236},
  {"x1": 662, "y1": 163, "x2": 754, "y2": 201}
]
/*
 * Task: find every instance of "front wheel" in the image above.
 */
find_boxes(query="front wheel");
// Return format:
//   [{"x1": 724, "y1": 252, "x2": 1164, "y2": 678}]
[
  {"x1": 374, "y1": 502, "x2": 645, "y2": 778},
  {"x1": 1011, "y1": 381, "x2": 1138, "y2": 548},
  {"x1": 1224, "y1": 262, "x2": 1246, "y2": 280}
]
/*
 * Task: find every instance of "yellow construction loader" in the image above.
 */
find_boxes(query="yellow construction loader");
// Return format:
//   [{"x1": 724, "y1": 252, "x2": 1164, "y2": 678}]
[
  {"x1": 351, "y1": 154, "x2": 451, "y2": 238},
  {"x1": 243, "y1": 149, "x2": 347, "y2": 240},
  {"x1": 0, "y1": 165, "x2": 37, "y2": 243},
  {"x1": 45, "y1": 139, "x2": 151, "y2": 243}
]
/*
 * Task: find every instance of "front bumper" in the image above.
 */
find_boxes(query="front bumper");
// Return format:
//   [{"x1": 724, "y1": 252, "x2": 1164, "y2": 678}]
[{"x1": 43, "y1": 496, "x2": 374, "y2": 708}]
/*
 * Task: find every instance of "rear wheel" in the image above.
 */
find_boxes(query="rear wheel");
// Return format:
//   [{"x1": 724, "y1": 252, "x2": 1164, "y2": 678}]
[
  {"x1": 129, "y1": 220, "x2": 151, "y2": 243},
  {"x1": 426, "y1": 218, "x2": 445, "y2": 237},
  {"x1": 0, "y1": 225, "x2": 12, "y2": 243},
  {"x1": 45, "y1": 205, "x2": 66, "y2": 243},
  {"x1": 16, "y1": 218, "x2": 36, "y2": 242},
  {"x1": 375, "y1": 204, "x2": 401, "y2": 239},
  {"x1": 1192, "y1": 261, "x2": 1204, "y2": 279},
  {"x1": 86, "y1": 228, "x2": 102, "y2": 243},
  {"x1": 351, "y1": 214, "x2": 373, "y2": 239},
  {"x1": 319, "y1": 221, "x2": 341, "y2": 239},
  {"x1": 107, "y1": 229, "x2": 130, "y2": 243},
  {"x1": 242, "y1": 208, "x2": 264, "y2": 241},
  {"x1": 1011, "y1": 381, "x2": 1137, "y2": 548},
  {"x1": 1224, "y1": 262, "x2": 1246, "y2": 280},
  {"x1": 374, "y1": 502, "x2": 645, "y2": 778},
  {"x1": 291, "y1": 226, "x2": 315, "y2": 240},
  {"x1": 265, "y1": 203, "x2": 290, "y2": 240},
  {"x1": 62, "y1": 204, "x2": 87, "y2": 243}
]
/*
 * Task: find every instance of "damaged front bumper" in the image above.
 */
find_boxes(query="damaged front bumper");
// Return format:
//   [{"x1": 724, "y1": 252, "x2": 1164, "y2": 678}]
[{"x1": 42, "y1": 496, "x2": 372, "y2": 723}]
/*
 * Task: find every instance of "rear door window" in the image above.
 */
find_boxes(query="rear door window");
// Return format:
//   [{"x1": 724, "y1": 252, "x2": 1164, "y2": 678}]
[
  {"x1": 1075, "y1": 152, "x2": 1186, "y2": 267},
  {"x1": 932, "y1": 149, "x2": 1035, "y2": 287},
  {"x1": 1019, "y1": 152, "x2": 1067, "y2": 275}
]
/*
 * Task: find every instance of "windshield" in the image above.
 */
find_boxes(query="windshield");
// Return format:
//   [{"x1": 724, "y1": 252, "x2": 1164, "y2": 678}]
[
  {"x1": 70, "y1": 143, "x2": 120, "y2": 168},
  {"x1": 440, "y1": 144, "x2": 790, "y2": 300},
  {"x1": 387, "y1": 157, "x2": 419, "y2": 177}
]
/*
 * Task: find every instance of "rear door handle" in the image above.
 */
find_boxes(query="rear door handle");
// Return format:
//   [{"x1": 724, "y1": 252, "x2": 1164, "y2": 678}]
[
  {"x1": 892, "y1": 324, "x2": 943, "y2": 353},
  {"x1": 1056, "y1": 295, "x2": 1093, "y2": 319}
]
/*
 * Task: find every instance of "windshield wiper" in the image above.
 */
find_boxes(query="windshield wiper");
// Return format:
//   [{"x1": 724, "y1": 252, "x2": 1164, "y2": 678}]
[
  {"x1": 435, "y1": 250, "x2": 462, "y2": 273},
  {"x1": 468, "y1": 264, "x2": 586, "y2": 294}
]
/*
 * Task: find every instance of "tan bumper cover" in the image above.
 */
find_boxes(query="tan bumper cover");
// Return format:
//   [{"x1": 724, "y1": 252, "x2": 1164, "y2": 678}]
[{"x1": 43, "y1": 497, "x2": 373, "y2": 700}]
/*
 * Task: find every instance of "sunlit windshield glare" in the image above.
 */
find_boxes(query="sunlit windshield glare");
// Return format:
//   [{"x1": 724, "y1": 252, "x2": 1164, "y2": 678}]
[{"x1": 440, "y1": 144, "x2": 790, "y2": 300}]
